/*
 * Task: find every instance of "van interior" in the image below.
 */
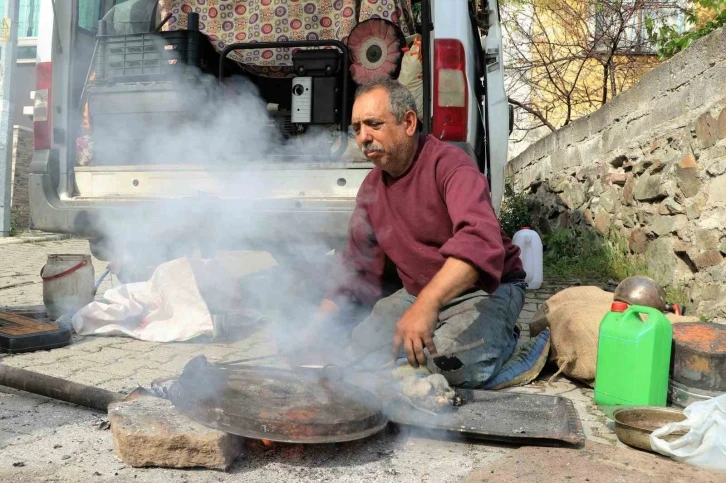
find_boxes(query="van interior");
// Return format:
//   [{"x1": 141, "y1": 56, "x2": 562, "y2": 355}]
[{"x1": 75, "y1": 0, "x2": 429, "y2": 167}]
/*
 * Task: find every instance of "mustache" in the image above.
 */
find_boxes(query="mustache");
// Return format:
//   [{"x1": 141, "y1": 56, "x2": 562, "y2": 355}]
[{"x1": 361, "y1": 142, "x2": 384, "y2": 153}]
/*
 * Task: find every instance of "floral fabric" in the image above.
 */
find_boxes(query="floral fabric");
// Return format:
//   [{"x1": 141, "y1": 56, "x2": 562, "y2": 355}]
[
  {"x1": 158, "y1": 0, "x2": 415, "y2": 77},
  {"x1": 158, "y1": 0, "x2": 358, "y2": 76}
]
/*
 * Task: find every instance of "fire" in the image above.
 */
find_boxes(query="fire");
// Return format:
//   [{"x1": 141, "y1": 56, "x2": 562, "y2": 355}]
[{"x1": 246, "y1": 439, "x2": 306, "y2": 459}]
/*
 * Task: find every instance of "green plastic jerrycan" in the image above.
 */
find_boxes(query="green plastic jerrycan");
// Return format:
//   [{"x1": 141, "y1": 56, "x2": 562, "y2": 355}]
[{"x1": 594, "y1": 302, "x2": 673, "y2": 406}]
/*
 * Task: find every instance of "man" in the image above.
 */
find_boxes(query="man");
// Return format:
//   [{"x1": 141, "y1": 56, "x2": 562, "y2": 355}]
[{"x1": 316, "y1": 78, "x2": 526, "y2": 388}]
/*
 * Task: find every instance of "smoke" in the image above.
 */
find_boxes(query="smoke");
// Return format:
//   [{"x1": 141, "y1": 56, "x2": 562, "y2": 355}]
[
  {"x1": 82, "y1": 41, "x2": 462, "y2": 434},
  {"x1": 82, "y1": 39, "x2": 370, "y2": 345}
]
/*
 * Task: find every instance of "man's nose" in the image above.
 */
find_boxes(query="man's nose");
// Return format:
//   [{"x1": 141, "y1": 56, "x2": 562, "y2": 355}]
[{"x1": 358, "y1": 126, "x2": 373, "y2": 143}]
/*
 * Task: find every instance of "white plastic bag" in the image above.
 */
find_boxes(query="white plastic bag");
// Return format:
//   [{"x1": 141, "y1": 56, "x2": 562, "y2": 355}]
[
  {"x1": 650, "y1": 394, "x2": 726, "y2": 473},
  {"x1": 72, "y1": 257, "x2": 234, "y2": 342}
]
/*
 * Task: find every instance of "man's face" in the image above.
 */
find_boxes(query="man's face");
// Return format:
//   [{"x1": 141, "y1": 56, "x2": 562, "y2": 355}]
[{"x1": 351, "y1": 88, "x2": 417, "y2": 175}]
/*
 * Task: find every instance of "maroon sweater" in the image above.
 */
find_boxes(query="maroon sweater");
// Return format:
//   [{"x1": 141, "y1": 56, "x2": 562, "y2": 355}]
[{"x1": 328, "y1": 135, "x2": 524, "y2": 306}]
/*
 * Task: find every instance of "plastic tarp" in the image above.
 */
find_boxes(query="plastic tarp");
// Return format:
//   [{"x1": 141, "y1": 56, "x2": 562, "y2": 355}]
[{"x1": 72, "y1": 257, "x2": 237, "y2": 342}]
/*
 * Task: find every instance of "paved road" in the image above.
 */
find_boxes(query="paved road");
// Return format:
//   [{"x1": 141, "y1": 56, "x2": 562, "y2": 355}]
[{"x1": 0, "y1": 238, "x2": 615, "y2": 483}]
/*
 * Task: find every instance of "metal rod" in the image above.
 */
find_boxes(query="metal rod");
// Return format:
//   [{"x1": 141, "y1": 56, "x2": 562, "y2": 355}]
[
  {"x1": 0, "y1": 364, "x2": 125, "y2": 412},
  {"x1": 218, "y1": 353, "x2": 280, "y2": 366}
]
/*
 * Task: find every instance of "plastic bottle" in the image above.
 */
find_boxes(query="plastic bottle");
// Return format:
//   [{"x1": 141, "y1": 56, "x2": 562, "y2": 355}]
[
  {"x1": 512, "y1": 227, "x2": 543, "y2": 290},
  {"x1": 594, "y1": 303, "x2": 673, "y2": 407}
]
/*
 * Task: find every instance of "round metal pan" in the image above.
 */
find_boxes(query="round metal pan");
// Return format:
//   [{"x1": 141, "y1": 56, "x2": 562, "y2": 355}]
[
  {"x1": 612, "y1": 406, "x2": 686, "y2": 452},
  {"x1": 168, "y1": 356, "x2": 388, "y2": 444}
]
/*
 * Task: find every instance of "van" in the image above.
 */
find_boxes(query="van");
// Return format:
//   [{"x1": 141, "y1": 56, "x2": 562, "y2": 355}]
[{"x1": 29, "y1": 0, "x2": 510, "y2": 277}]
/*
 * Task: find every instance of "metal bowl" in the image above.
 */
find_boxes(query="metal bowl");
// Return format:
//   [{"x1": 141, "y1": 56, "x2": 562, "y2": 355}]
[
  {"x1": 612, "y1": 406, "x2": 686, "y2": 452},
  {"x1": 613, "y1": 275, "x2": 667, "y2": 312}
]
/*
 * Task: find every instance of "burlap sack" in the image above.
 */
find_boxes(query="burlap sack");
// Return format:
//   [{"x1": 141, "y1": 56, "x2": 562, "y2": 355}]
[{"x1": 530, "y1": 286, "x2": 700, "y2": 386}]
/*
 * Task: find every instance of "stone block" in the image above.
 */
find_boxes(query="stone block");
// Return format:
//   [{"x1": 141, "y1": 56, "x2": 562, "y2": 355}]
[
  {"x1": 109, "y1": 396, "x2": 242, "y2": 471},
  {"x1": 706, "y1": 158, "x2": 726, "y2": 176},
  {"x1": 620, "y1": 207, "x2": 637, "y2": 228},
  {"x1": 594, "y1": 211, "x2": 612, "y2": 235},
  {"x1": 650, "y1": 215, "x2": 675, "y2": 236},
  {"x1": 679, "y1": 154, "x2": 698, "y2": 169},
  {"x1": 719, "y1": 106, "x2": 726, "y2": 139},
  {"x1": 646, "y1": 237, "x2": 678, "y2": 286},
  {"x1": 708, "y1": 175, "x2": 726, "y2": 205},
  {"x1": 633, "y1": 173, "x2": 668, "y2": 201},
  {"x1": 695, "y1": 229, "x2": 719, "y2": 251},
  {"x1": 695, "y1": 112, "x2": 719, "y2": 148},
  {"x1": 603, "y1": 172, "x2": 628, "y2": 186},
  {"x1": 599, "y1": 187, "x2": 620, "y2": 214},
  {"x1": 658, "y1": 197, "x2": 685, "y2": 215},
  {"x1": 693, "y1": 249, "x2": 724, "y2": 270},
  {"x1": 629, "y1": 228, "x2": 649, "y2": 254},
  {"x1": 636, "y1": 206, "x2": 655, "y2": 226},
  {"x1": 676, "y1": 166, "x2": 702, "y2": 198},
  {"x1": 622, "y1": 173, "x2": 635, "y2": 205}
]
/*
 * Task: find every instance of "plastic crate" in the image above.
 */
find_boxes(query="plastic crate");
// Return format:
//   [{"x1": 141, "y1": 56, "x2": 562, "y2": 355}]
[{"x1": 93, "y1": 29, "x2": 219, "y2": 84}]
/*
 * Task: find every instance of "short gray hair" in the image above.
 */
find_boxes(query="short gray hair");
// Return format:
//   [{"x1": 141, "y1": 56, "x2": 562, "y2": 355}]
[{"x1": 355, "y1": 78, "x2": 418, "y2": 123}]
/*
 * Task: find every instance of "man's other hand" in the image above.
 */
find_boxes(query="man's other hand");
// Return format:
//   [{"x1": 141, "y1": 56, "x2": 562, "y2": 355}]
[{"x1": 392, "y1": 299, "x2": 439, "y2": 367}]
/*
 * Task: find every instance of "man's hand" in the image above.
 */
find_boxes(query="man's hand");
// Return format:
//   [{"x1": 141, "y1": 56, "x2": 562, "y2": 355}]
[
  {"x1": 391, "y1": 257, "x2": 480, "y2": 368},
  {"x1": 392, "y1": 298, "x2": 439, "y2": 367}
]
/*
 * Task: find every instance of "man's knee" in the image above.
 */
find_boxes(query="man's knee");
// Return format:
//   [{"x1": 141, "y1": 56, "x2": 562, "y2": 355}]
[{"x1": 429, "y1": 283, "x2": 525, "y2": 387}]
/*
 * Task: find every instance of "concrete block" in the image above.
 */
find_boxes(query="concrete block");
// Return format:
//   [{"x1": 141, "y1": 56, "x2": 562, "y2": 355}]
[{"x1": 108, "y1": 396, "x2": 242, "y2": 471}]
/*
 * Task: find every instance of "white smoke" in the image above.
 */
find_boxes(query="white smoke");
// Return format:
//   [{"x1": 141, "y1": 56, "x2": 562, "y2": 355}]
[{"x1": 84, "y1": 44, "x2": 364, "y2": 353}]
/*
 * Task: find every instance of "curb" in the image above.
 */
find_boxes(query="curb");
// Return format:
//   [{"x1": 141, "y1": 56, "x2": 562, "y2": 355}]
[{"x1": 0, "y1": 234, "x2": 73, "y2": 246}]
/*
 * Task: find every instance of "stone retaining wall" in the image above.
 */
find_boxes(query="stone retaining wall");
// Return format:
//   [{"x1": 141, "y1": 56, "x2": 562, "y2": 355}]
[{"x1": 506, "y1": 27, "x2": 726, "y2": 319}]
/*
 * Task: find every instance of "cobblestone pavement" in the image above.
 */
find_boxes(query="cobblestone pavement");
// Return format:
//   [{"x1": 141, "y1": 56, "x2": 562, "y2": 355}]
[{"x1": 0, "y1": 238, "x2": 618, "y2": 483}]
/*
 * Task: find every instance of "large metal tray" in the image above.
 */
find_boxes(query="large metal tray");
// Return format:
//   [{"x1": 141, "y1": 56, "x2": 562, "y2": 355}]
[{"x1": 385, "y1": 389, "x2": 585, "y2": 446}]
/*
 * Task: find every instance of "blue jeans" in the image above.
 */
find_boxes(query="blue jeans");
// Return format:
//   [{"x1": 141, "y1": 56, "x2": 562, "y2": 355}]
[{"x1": 343, "y1": 282, "x2": 526, "y2": 388}]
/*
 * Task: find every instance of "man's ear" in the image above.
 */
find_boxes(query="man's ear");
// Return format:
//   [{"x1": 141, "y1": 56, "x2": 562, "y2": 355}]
[{"x1": 404, "y1": 110, "x2": 418, "y2": 136}]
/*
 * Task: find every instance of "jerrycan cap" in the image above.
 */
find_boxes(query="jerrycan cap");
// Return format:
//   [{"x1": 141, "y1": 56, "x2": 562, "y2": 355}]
[{"x1": 611, "y1": 301, "x2": 629, "y2": 312}]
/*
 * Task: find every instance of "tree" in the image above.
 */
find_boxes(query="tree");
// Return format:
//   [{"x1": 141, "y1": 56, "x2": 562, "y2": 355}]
[
  {"x1": 647, "y1": 0, "x2": 726, "y2": 59},
  {"x1": 502, "y1": 0, "x2": 685, "y2": 138}
]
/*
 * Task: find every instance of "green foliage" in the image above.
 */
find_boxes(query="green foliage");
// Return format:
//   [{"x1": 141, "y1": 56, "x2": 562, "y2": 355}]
[
  {"x1": 646, "y1": 0, "x2": 726, "y2": 59},
  {"x1": 543, "y1": 228, "x2": 610, "y2": 279},
  {"x1": 543, "y1": 227, "x2": 647, "y2": 282},
  {"x1": 9, "y1": 209, "x2": 23, "y2": 237},
  {"x1": 498, "y1": 179, "x2": 534, "y2": 238}
]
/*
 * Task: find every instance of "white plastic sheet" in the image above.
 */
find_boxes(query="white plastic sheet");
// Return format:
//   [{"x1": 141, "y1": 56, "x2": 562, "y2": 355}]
[
  {"x1": 650, "y1": 394, "x2": 726, "y2": 473},
  {"x1": 72, "y1": 257, "x2": 236, "y2": 342}
]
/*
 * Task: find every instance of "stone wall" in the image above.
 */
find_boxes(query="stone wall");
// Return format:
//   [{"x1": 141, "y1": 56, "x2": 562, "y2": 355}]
[
  {"x1": 10, "y1": 126, "x2": 33, "y2": 232},
  {"x1": 505, "y1": 27, "x2": 726, "y2": 319}
]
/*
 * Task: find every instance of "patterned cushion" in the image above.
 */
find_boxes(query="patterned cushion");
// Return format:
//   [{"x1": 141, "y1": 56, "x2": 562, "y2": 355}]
[{"x1": 158, "y1": 0, "x2": 358, "y2": 77}]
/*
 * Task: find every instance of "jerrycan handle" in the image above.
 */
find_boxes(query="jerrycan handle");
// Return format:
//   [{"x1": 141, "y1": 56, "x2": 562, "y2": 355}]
[{"x1": 624, "y1": 304, "x2": 664, "y2": 323}]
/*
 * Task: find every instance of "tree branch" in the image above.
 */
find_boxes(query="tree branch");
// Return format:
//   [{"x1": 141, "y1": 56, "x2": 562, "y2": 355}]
[{"x1": 508, "y1": 97, "x2": 557, "y2": 132}]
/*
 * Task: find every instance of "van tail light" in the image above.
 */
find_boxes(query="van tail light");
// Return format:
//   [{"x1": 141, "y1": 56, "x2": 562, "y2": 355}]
[
  {"x1": 432, "y1": 39, "x2": 468, "y2": 142},
  {"x1": 34, "y1": 62, "x2": 52, "y2": 150}
]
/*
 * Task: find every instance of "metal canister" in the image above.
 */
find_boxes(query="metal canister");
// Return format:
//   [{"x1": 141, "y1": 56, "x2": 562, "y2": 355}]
[
  {"x1": 40, "y1": 254, "x2": 95, "y2": 320},
  {"x1": 671, "y1": 322, "x2": 726, "y2": 392}
]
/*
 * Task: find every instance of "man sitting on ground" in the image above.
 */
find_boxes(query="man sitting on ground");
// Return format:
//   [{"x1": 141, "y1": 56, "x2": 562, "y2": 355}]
[{"x1": 312, "y1": 78, "x2": 527, "y2": 388}]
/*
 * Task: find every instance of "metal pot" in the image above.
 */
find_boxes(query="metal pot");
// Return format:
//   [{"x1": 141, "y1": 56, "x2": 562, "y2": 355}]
[
  {"x1": 613, "y1": 275, "x2": 667, "y2": 312},
  {"x1": 612, "y1": 406, "x2": 686, "y2": 452}
]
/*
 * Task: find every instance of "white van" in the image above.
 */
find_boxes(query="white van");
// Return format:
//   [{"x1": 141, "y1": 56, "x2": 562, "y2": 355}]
[{"x1": 29, "y1": 0, "x2": 510, "y2": 275}]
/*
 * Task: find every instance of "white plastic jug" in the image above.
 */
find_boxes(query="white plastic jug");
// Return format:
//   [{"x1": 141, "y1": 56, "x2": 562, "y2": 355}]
[
  {"x1": 41, "y1": 254, "x2": 95, "y2": 320},
  {"x1": 512, "y1": 227, "x2": 543, "y2": 290}
]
